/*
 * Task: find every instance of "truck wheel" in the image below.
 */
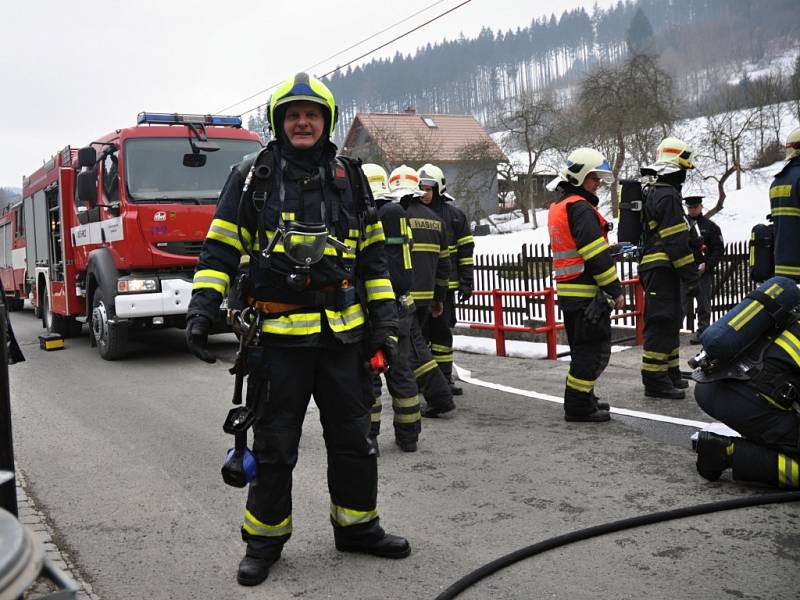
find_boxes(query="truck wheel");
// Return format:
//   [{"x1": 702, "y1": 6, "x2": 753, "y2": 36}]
[
  {"x1": 8, "y1": 297, "x2": 24, "y2": 312},
  {"x1": 43, "y1": 293, "x2": 83, "y2": 338},
  {"x1": 91, "y1": 289, "x2": 128, "y2": 360}
]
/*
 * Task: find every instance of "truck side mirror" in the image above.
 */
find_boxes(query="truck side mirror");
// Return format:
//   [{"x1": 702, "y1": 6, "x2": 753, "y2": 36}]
[
  {"x1": 77, "y1": 170, "x2": 98, "y2": 205},
  {"x1": 77, "y1": 146, "x2": 97, "y2": 169}
]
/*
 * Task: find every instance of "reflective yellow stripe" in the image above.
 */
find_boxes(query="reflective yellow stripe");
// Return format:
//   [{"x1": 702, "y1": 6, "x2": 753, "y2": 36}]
[
  {"x1": 778, "y1": 454, "x2": 800, "y2": 488},
  {"x1": 411, "y1": 290, "x2": 434, "y2": 300},
  {"x1": 728, "y1": 300, "x2": 764, "y2": 332},
  {"x1": 430, "y1": 343, "x2": 451, "y2": 353},
  {"x1": 556, "y1": 282, "x2": 598, "y2": 298},
  {"x1": 775, "y1": 330, "x2": 800, "y2": 367},
  {"x1": 261, "y1": 312, "x2": 322, "y2": 335},
  {"x1": 578, "y1": 236, "x2": 608, "y2": 260},
  {"x1": 394, "y1": 412, "x2": 421, "y2": 425},
  {"x1": 365, "y1": 278, "x2": 395, "y2": 302},
  {"x1": 439, "y1": 249, "x2": 450, "y2": 258},
  {"x1": 401, "y1": 219, "x2": 412, "y2": 269},
  {"x1": 192, "y1": 269, "x2": 230, "y2": 295},
  {"x1": 641, "y1": 362, "x2": 669, "y2": 372},
  {"x1": 457, "y1": 235, "x2": 474, "y2": 246},
  {"x1": 392, "y1": 396, "x2": 419, "y2": 409},
  {"x1": 771, "y1": 207, "x2": 800, "y2": 217},
  {"x1": 593, "y1": 265, "x2": 618, "y2": 286},
  {"x1": 207, "y1": 218, "x2": 250, "y2": 252},
  {"x1": 643, "y1": 350, "x2": 670, "y2": 360},
  {"x1": 672, "y1": 253, "x2": 694, "y2": 268},
  {"x1": 358, "y1": 222, "x2": 385, "y2": 251},
  {"x1": 459, "y1": 257, "x2": 474, "y2": 266},
  {"x1": 566, "y1": 373, "x2": 595, "y2": 393},
  {"x1": 413, "y1": 243, "x2": 441, "y2": 253},
  {"x1": 770, "y1": 185, "x2": 792, "y2": 199},
  {"x1": 647, "y1": 219, "x2": 657, "y2": 230},
  {"x1": 641, "y1": 252, "x2": 669, "y2": 264},
  {"x1": 330, "y1": 502, "x2": 378, "y2": 527},
  {"x1": 775, "y1": 265, "x2": 800, "y2": 276},
  {"x1": 414, "y1": 359, "x2": 439, "y2": 378},
  {"x1": 325, "y1": 304, "x2": 365, "y2": 333},
  {"x1": 658, "y1": 221, "x2": 689, "y2": 238},
  {"x1": 242, "y1": 511, "x2": 292, "y2": 537},
  {"x1": 281, "y1": 211, "x2": 296, "y2": 221}
]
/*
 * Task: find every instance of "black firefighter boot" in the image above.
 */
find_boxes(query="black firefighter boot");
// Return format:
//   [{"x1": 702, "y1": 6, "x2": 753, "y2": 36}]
[
  {"x1": 694, "y1": 431, "x2": 734, "y2": 481},
  {"x1": 643, "y1": 372, "x2": 685, "y2": 400},
  {"x1": 591, "y1": 391, "x2": 610, "y2": 412},
  {"x1": 669, "y1": 367, "x2": 689, "y2": 390},
  {"x1": 335, "y1": 522, "x2": 411, "y2": 558},
  {"x1": 237, "y1": 554, "x2": 279, "y2": 586},
  {"x1": 564, "y1": 389, "x2": 610, "y2": 422}
]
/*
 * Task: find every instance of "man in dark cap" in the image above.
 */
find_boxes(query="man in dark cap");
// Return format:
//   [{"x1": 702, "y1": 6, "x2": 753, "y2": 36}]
[{"x1": 682, "y1": 196, "x2": 724, "y2": 344}]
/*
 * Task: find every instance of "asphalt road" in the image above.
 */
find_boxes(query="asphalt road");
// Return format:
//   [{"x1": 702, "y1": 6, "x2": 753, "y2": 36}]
[{"x1": 7, "y1": 307, "x2": 800, "y2": 600}]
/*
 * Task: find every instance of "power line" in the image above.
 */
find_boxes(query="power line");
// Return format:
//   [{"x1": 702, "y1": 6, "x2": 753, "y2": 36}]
[
  {"x1": 235, "y1": 0, "x2": 473, "y2": 119},
  {"x1": 215, "y1": 0, "x2": 450, "y2": 115}
]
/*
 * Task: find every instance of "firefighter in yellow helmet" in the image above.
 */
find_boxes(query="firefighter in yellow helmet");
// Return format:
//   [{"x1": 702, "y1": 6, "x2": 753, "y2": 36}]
[
  {"x1": 769, "y1": 126, "x2": 800, "y2": 282},
  {"x1": 638, "y1": 136, "x2": 700, "y2": 398},
  {"x1": 186, "y1": 73, "x2": 410, "y2": 587},
  {"x1": 547, "y1": 148, "x2": 624, "y2": 421}
]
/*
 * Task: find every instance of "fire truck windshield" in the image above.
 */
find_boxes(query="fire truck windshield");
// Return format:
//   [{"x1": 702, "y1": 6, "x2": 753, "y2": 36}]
[{"x1": 124, "y1": 137, "x2": 261, "y2": 203}]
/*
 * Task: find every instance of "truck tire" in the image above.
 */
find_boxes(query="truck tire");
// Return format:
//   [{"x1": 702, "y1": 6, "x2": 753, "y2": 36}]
[
  {"x1": 42, "y1": 292, "x2": 83, "y2": 338},
  {"x1": 91, "y1": 289, "x2": 128, "y2": 360},
  {"x1": 8, "y1": 297, "x2": 24, "y2": 312}
]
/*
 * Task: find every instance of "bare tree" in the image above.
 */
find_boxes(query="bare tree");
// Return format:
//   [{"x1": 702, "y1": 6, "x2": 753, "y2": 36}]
[
  {"x1": 578, "y1": 54, "x2": 675, "y2": 215},
  {"x1": 452, "y1": 138, "x2": 503, "y2": 225},
  {"x1": 496, "y1": 92, "x2": 562, "y2": 227}
]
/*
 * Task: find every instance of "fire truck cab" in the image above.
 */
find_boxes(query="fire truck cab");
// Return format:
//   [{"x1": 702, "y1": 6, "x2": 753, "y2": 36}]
[{"x1": 21, "y1": 112, "x2": 261, "y2": 359}]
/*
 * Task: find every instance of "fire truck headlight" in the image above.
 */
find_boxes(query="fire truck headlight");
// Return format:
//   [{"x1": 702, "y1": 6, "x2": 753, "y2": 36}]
[{"x1": 117, "y1": 277, "x2": 160, "y2": 294}]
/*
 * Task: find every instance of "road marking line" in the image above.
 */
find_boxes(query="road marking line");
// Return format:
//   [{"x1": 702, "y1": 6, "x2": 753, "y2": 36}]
[{"x1": 454, "y1": 364, "x2": 711, "y2": 429}]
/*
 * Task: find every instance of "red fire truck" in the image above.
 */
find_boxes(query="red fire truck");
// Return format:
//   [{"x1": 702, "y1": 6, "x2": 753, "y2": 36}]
[
  {"x1": 7, "y1": 112, "x2": 261, "y2": 359},
  {"x1": 0, "y1": 199, "x2": 27, "y2": 311}
]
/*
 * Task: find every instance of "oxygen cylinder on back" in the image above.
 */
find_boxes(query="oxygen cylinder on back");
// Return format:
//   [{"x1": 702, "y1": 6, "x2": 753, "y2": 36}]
[
  {"x1": 700, "y1": 276, "x2": 800, "y2": 361},
  {"x1": 617, "y1": 180, "x2": 645, "y2": 244},
  {"x1": 748, "y1": 222, "x2": 775, "y2": 283}
]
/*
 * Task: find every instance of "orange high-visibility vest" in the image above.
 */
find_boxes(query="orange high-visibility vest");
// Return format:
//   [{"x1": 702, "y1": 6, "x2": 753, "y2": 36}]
[{"x1": 547, "y1": 195, "x2": 609, "y2": 281}]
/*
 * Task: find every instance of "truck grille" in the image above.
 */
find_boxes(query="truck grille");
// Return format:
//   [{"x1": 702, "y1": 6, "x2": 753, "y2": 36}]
[{"x1": 154, "y1": 240, "x2": 204, "y2": 257}]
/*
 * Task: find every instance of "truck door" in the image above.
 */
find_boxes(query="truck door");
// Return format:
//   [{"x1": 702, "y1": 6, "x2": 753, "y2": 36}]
[{"x1": 45, "y1": 184, "x2": 64, "y2": 285}]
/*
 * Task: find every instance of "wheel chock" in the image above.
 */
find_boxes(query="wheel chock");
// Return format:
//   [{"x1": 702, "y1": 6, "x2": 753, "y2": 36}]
[{"x1": 39, "y1": 333, "x2": 64, "y2": 351}]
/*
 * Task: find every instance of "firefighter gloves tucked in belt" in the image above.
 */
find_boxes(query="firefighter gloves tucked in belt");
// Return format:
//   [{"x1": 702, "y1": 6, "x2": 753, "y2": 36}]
[
  {"x1": 584, "y1": 290, "x2": 613, "y2": 326},
  {"x1": 186, "y1": 314, "x2": 216, "y2": 364}
]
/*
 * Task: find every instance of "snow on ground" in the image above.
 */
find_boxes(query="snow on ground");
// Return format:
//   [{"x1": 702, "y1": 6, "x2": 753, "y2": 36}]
[{"x1": 452, "y1": 333, "x2": 630, "y2": 359}]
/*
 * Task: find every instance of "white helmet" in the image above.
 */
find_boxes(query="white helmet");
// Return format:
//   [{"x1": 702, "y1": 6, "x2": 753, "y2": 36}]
[
  {"x1": 387, "y1": 165, "x2": 423, "y2": 198},
  {"x1": 361, "y1": 163, "x2": 389, "y2": 199},
  {"x1": 785, "y1": 126, "x2": 800, "y2": 160},
  {"x1": 547, "y1": 148, "x2": 613, "y2": 191},
  {"x1": 417, "y1": 163, "x2": 446, "y2": 194}
]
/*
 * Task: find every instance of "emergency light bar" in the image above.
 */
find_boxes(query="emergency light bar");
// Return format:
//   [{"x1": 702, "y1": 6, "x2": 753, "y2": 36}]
[{"x1": 136, "y1": 112, "x2": 242, "y2": 127}]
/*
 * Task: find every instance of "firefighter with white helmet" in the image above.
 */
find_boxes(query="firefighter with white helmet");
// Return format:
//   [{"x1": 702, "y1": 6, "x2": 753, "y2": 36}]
[
  {"x1": 361, "y1": 163, "x2": 423, "y2": 452},
  {"x1": 547, "y1": 148, "x2": 624, "y2": 422},
  {"x1": 769, "y1": 126, "x2": 800, "y2": 281},
  {"x1": 417, "y1": 163, "x2": 474, "y2": 396},
  {"x1": 638, "y1": 136, "x2": 700, "y2": 399},
  {"x1": 388, "y1": 165, "x2": 456, "y2": 418},
  {"x1": 186, "y1": 73, "x2": 410, "y2": 587}
]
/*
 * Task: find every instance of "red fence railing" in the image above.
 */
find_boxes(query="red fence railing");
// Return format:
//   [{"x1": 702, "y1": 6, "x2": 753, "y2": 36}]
[{"x1": 467, "y1": 278, "x2": 643, "y2": 359}]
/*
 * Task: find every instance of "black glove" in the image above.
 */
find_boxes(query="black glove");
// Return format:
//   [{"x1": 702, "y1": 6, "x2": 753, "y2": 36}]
[
  {"x1": 457, "y1": 283, "x2": 473, "y2": 303},
  {"x1": 185, "y1": 314, "x2": 216, "y2": 363},
  {"x1": 583, "y1": 291, "x2": 613, "y2": 326},
  {"x1": 368, "y1": 330, "x2": 398, "y2": 370}
]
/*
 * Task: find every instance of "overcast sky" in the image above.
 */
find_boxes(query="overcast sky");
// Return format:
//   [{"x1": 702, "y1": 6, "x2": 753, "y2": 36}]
[{"x1": 0, "y1": 0, "x2": 616, "y2": 187}]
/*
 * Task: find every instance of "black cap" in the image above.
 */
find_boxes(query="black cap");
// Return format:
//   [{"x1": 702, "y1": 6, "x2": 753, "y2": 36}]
[{"x1": 684, "y1": 196, "x2": 704, "y2": 207}]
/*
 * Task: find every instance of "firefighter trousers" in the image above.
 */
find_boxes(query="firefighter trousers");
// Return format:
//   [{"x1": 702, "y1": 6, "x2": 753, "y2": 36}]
[
  {"x1": 680, "y1": 272, "x2": 712, "y2": 333},
  {"x1": 413, "y1": 305, "x2": 453, "y2": 410},
  {"x1": 426, "y1": 291, "x2": 456, "y2": 382},
  {"x1": 241, "y1": 340, "x2": 381, "y2": 558},
  {"x1": 561, "y1": 303, "x2": 611, "y2": 416},
  {"x1": 370, "y1": 302, "x2": 421, "y2": 444},
  {"x1": 696, "y1": 380, "x2": 800, "y2": 488},
  {"x1": 640, "y1": 268, "x2": 683, "y2": 390}
]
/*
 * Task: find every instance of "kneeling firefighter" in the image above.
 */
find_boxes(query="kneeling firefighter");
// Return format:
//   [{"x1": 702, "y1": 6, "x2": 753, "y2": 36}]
[
  {"x1": 185, "y1": 73, "x2": 410, "y2": 587},
  {"x1": 692, "y1": 276, "x2": 800, "y2": 488},
  {"x1": 546, "y1": 148, "x2": 624, "y2": 422}
]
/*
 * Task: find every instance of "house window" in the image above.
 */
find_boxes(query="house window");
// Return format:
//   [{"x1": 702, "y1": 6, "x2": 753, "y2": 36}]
[{"x1": 422, "y1": 117, "x2": 437, "y2": 128}]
